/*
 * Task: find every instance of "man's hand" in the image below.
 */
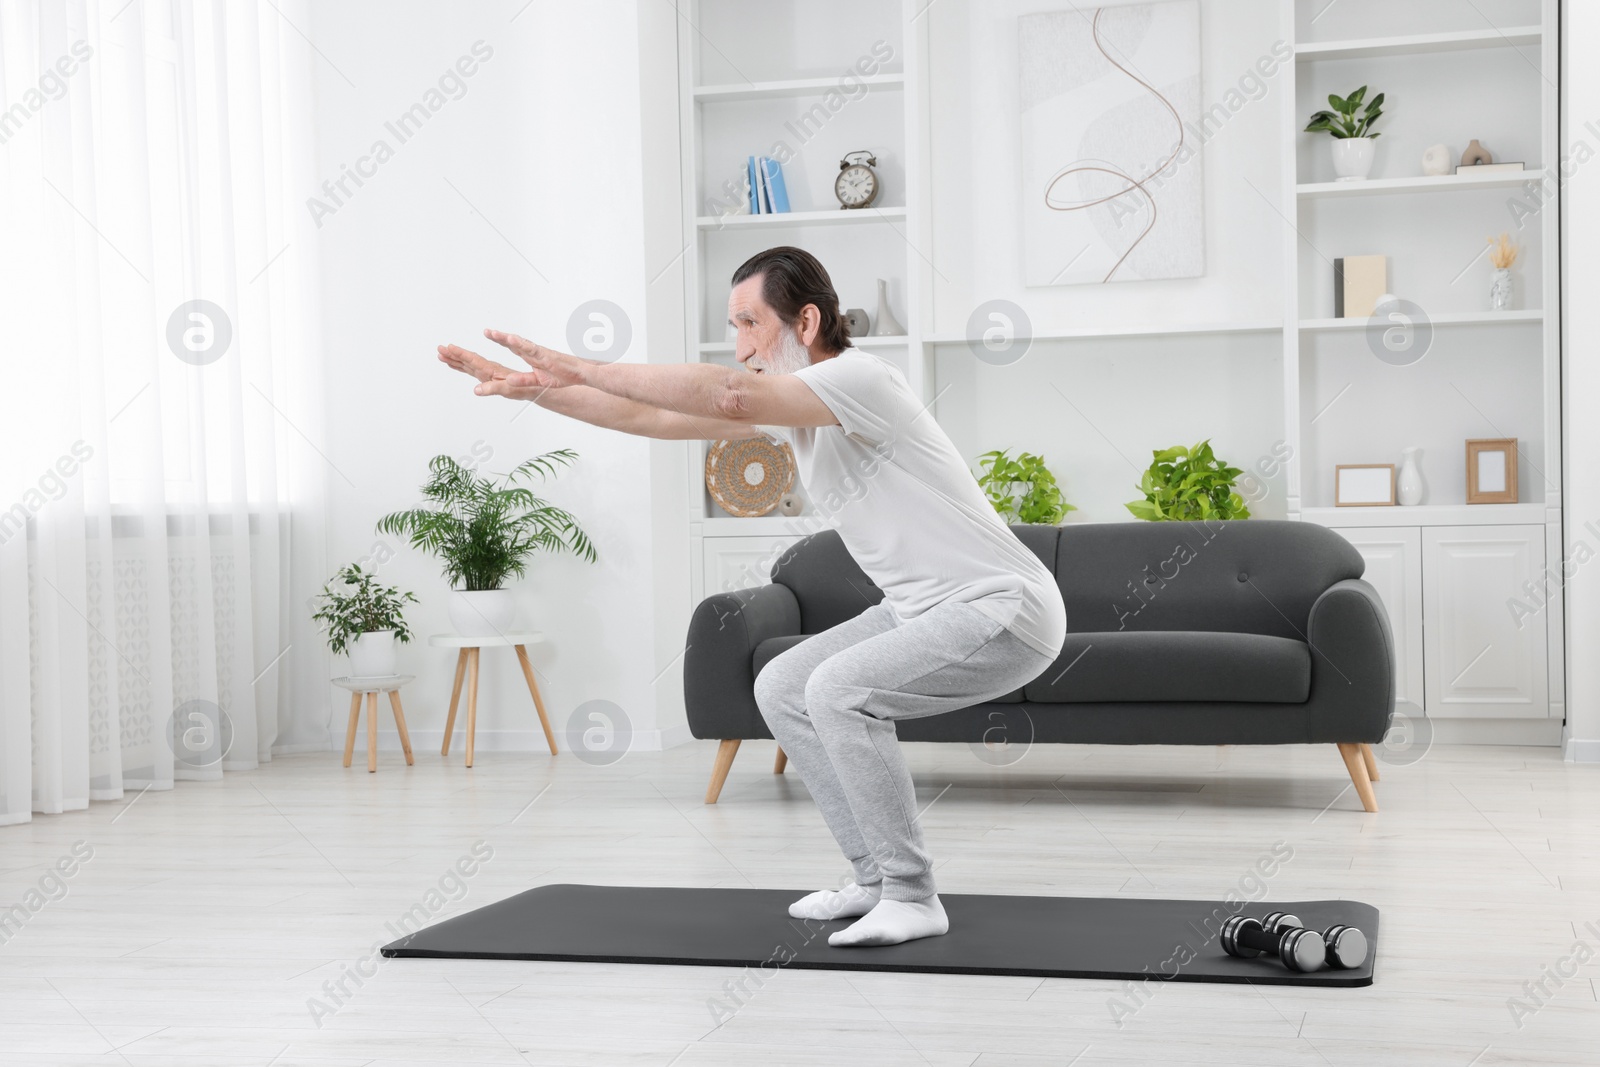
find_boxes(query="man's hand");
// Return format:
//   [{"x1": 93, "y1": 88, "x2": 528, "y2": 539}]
[
  {"x1": 437, "y1": 343, "x2": 555, "y2": 400},
  {"x1": 485, "y1": 329, "x2": 590, "y2": 388}
]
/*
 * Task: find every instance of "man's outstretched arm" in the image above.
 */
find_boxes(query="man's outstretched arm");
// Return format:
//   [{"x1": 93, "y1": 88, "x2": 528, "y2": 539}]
[
  {"x1": 437, "y1": 343, "x2": 764, "y2": 441},
  {"x1": 482, "y1": 329, "x2": 839, "y2": 430}
]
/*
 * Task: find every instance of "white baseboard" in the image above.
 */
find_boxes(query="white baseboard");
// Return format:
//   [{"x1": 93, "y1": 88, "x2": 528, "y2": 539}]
[
  {"x1": 1426, "y1": 718, "x2": 1565, "y2": 746},
  {"x1": 318, "y1": 724, "x2": 700, "y2": 755},
  {"x1": 270, "y1": 742, "x2": 337, "y2": 756},
  {"x1": 1562, "y1": 736, "x2": 1600, "y2": 762}
]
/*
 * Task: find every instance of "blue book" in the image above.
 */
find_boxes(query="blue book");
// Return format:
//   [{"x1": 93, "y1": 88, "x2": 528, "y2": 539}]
[
  {"x1": 746, "y1": 156, "x2": 760, "y2": 214},
  {"x1": 755, "y1": 156, "x2": 771, "y2": 213},
  {"x1": 762, "y1": 157, "x2": 790, "y2": 213}
]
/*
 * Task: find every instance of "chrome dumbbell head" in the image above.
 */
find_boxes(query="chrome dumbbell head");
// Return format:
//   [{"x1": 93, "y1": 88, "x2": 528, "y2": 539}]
[
  {"x1": 1321, "y1": 924, "x2": 1369, "y2": 969},
  {"x1": 1220, "y1": 912, "x2": 1302, "y2": 958},
  {"x1": 1221, "y1": 914, "x2": 1328, "y2": 973}
]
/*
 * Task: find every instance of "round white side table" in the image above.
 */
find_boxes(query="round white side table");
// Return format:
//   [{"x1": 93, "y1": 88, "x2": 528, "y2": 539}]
[
  {"x1": 331, "y1": 675, "x2": 415, "y2": 773},
  {"x1": 427, "y1": 632, "x2": 555, "y2": 767}
]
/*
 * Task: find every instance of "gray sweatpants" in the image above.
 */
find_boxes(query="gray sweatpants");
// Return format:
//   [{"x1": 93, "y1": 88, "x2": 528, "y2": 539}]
[{"x1": 753, "y1": 596, "x2": 1054, "y2": 903}]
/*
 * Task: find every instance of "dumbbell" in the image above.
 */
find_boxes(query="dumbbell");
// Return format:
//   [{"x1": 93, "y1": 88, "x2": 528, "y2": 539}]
[
  {"x1": 1266, "y1": 911, "x2": 1369, "y2": 970},
  {"x1": 1223, "y1": 911, "x2": 1370, "y2": 971},
  {"x1": 1221, "y1": 911, "x2": 1326, "y2": 973}
]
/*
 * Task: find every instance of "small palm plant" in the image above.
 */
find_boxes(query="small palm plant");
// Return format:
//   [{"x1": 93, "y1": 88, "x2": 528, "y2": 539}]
[{"x1": 376, "y1": 451, "x2": 598, "y2": 591}]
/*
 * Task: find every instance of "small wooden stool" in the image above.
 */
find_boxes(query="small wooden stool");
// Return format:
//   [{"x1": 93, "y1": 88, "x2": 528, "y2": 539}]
[
  {"x1": 333, "y1": 675, "x2": 416, "y2": 773},
  {"x1": 428, "y1": 632, "x2": 556, "y2": 767}
]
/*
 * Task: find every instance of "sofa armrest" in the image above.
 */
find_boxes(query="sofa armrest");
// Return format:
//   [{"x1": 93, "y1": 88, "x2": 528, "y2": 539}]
[
  {"x1": 1304, "y1": 577, "x2": 1396, "y2": 744},
  {"x1": 683, "y1": 583, "x2": 803, "y2": 741}
]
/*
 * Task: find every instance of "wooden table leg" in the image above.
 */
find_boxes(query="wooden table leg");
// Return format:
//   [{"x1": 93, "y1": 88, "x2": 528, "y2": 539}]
[
  {"x1": 465, "y1": 646, "x2": 480, "y2": 768},
  {"x1": 774, "y1": 746, "x2": 787, "y2": 774},
  {"x1": 441, "y1": 648, "x2": 468, "y2": 756},
  {"x1": 343, "y1": 691, "x2": 361, "y2": 768},
  {"x1": 366, "y1": 691, "x2": 379, "y2": 773},
  {"x1": 515, "y1": 644, "x2": 558, "y2": 755},
  {"x1": 389, "y1": 690, "x2": 414, "y2": 765}
]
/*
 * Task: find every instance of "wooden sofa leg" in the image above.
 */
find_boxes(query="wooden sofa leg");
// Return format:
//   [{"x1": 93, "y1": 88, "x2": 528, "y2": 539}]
[
  {"x1": 1337, "y1": 743, "x2": 1379, "y2": 813},
  {"x1": 1360, "y1": 742, "x2": 1380, "y2": 782},
  {"x1": 774, "y1": 746, "x2": 787, "y2": 774},
  {"x1": 705, "y1": 739, "x2": 741, "y2": 804}
]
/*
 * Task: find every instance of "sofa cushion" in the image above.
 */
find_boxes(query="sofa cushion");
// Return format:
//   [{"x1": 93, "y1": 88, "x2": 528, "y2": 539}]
[
  {"x1": 752, "y1": 634, "x2": 1026, "y2": 703},
  {"x1": 1023, "y1": 630, "x2": 1311, "y2": 704},
  {"x1": 1054, "y1": 519, "x2": 1364, "y2": 638}
]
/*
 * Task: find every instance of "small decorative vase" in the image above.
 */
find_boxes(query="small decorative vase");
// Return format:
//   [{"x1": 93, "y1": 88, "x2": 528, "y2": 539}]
[
  {"x1": 1461, "y1": 139, "x2": 1493, "y2": 167},
  {"x1": 844, "y1": 308, "x2": 870, "y2": 337},
  {"x1": 448, "y1": 589, "x2": 516, "y2": 637},
  {"x1": 1490, "y1": 268, "x2": 1513, "y2": 311},
  {"x1": 1421, "y1": 144, "x2": 1451, "y2": 176},
  {"x1": 1331, "y1": 137, "x2": 1376, "y2": 181},
  {"x1": 1397, "y1": 447, "x2": 1424, "y2": 506},
  {"x1": 348, "y1": 630, "x2": 398, "y2": 677},
  {"x1": 870, "y1": 278, "x2": 904, "y2": 336}
]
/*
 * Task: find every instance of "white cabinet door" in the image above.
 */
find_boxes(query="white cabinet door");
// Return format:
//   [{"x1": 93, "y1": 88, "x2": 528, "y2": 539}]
[
  {"x1": 1422, "y1": 525, "x2": 1548, "y2": 719},
  {"x1": 699, "y1": 535, "x2": 806, "y2": 599},
  {"x1": 1334, "y1": 527, "x2": 1423, "y2": 717}
]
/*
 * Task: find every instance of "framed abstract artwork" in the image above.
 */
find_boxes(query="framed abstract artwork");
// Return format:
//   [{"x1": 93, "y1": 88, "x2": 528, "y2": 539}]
[{"x1": 1019, "y1": 1, "x2": 1205, "y2": 286}]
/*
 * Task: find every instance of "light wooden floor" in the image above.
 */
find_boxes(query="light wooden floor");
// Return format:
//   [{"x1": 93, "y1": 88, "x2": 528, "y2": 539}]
[{"x1": 2, "y1": 738, "x2": 1598, "y2": 1066}]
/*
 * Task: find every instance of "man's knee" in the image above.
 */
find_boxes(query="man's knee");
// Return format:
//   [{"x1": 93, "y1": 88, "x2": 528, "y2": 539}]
[
  {"x1": 804, "y1": 666, "x2": 869, "y2": 722},
  {"x1": 753, "y1": 663, "x2": 798, "y2": 717}
]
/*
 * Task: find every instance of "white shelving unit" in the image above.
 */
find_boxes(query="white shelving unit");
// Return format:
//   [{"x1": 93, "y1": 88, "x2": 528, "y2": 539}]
[
  {"x1": 674, "y1": 0, "x2": 925, "y2": 604},
  {"x1": 1299, "y1": 309, "x2": 1544, "y2": 331},
  {"x1": 1293, "y1": 25, "x2": 1542, "y2": 61},
  {"x1": 1296, "y1": 168, "x2": 1548, "y2": 198},
  {"x1": 666, "y1": 0, "x2": 1564, "y2": 739},
  {"x1": 693, "y1": 73, "x2": 907, "y2": 103},
  {"x1": 1282, "y1": 0, "x2": 1562, "y2": 733},
  {"x1": 693, "y1": 205, "x2": 909, "y2": 229}
]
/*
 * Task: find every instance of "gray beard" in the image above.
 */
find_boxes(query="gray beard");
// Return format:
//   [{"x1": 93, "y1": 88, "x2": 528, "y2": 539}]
[{"x1": 764, "y1": 328, "x2": 813, "y2": 376}]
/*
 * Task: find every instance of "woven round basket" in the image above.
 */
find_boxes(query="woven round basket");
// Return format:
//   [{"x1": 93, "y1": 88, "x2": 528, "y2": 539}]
[{"x1": 705, "y1": 436, "x2": 796, "y2": 517}]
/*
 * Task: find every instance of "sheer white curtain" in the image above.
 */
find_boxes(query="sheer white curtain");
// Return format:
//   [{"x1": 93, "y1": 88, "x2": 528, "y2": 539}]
[{"x1": 0, "y1": 0, "x2": 327, "y2": 825}]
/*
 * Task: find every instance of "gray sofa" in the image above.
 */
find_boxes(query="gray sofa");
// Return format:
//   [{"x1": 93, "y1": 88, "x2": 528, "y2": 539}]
[{"x1": 685, "y1": 519, "x2": 1395, "y2": 811}]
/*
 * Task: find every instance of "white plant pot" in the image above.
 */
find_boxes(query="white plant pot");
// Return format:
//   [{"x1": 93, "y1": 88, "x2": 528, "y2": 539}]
[
  {"x1": 1331, "y1": 137, "x2": 1376, "y2": 181},
  {"x1": 448, "y1": 589, "x2": 516, "y2": 637},
  {"x1": 348, "y1": 630, "x2": 398, "y2": 678}
]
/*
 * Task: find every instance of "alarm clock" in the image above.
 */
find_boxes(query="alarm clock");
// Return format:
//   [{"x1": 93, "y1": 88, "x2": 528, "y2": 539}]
[{"x1": 835, "y1": 151, "x2": 880, "y2": 209}]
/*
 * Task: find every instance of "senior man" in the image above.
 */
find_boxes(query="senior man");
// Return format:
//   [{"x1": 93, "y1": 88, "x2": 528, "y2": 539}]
[{"x1": 439, "y1": 246, "x2": 1065, "y2": 947}]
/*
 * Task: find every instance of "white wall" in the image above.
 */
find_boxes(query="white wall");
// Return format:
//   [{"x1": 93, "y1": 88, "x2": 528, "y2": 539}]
[
  {"x1": 302, "y1": 0, "x2": 675, "y2": 752},
  {"x1": 1561, "y1": 0, "x2": 1600, "y2": 761}
]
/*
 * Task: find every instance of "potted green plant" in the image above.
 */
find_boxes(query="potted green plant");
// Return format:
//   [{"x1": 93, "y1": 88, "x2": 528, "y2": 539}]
[
  {"x1": 376, "y1": 452, "x2": 597, "y2": 637},
  {"x1": 976, "y1": 449, "x2": 1076, "y2": 524},
  {"x1": 1305, "y1": 84, "x2": 1385, "y2": 181},
  {"x1": 311, "y1": 564, "x2": 418, "y2": 677},
  {"x1": 1125, "y1": 439, "x2": 1252, "y2": 522}
]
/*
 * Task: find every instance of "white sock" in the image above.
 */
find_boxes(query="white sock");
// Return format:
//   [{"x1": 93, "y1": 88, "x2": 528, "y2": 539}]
[
  {"x1": 788, "y1": 880, "x2": 882, "y2": 920},
  {"x1": 827, "y1": 895, "x2": 948, "y2": 947}
]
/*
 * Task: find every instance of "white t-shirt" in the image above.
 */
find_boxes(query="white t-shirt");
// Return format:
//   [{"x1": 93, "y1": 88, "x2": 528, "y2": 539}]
[{"x1": 756, "y1": 348, "x2": 1067, "y2": 659}]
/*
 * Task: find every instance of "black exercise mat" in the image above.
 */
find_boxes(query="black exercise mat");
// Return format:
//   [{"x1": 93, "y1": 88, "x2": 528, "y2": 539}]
[{"x1": 381, "y1": 883, "x2": 1377, "y2": 987}]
